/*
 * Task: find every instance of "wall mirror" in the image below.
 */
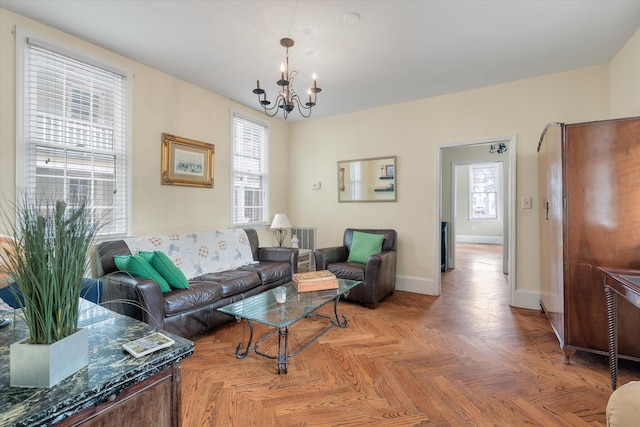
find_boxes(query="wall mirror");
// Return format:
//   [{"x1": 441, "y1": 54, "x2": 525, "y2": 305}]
[{"x1": 337, "y1": 156, "x2": 396, "y2": 202}]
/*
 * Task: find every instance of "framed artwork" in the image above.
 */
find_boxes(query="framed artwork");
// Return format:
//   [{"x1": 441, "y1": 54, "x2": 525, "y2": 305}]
[
  {"x1": 161, "y1": 133, "x2": 215, "y2": 188},
  {"x1": 385, "y1": 164, "x2": 394, "y2": 177}
]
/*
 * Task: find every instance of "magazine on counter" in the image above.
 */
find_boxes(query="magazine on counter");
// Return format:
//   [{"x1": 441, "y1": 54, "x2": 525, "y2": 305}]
[{"x1": 122, "y1": 332, "x2": 175, "y2": 358}]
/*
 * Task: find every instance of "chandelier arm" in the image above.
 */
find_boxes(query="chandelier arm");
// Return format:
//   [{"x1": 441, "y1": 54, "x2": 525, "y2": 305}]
[{"x1": 293, "y1": 97, "x2": 313, "y2": 118}]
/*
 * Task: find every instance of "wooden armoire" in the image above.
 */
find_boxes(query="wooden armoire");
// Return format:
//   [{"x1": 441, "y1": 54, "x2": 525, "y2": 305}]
[{"x1": 538, "y1": 116, "x2": 640, "y2": 363}]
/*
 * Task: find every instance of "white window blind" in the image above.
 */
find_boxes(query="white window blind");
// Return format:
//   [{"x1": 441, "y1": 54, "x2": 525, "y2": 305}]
[
  {"x1": 20, "y1": 34, "x2": 129, "y2": 236},
  {"x1": 231, "y1": 114, "x2": 268, "y2": 227}
]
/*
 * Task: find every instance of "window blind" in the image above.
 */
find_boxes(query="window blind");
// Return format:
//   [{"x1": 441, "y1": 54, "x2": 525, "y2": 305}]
[
  {"x1": 231, "y1": 114, "x2": 268, "y2": 226},
  {"x1": 22, "y1": 38, "x2": 129, "y2": 236}
]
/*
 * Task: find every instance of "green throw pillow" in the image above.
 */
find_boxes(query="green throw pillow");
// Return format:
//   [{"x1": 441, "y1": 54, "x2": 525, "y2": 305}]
[
  {"x1": 140, "y1": 251, "x2": 189, "y2": 290},
  {"x1": 347, "y1": 231, "x2": 385, "y2": 264},
  {"x1": 114, "y1": 255, "x2": 171, "y2": 293}
]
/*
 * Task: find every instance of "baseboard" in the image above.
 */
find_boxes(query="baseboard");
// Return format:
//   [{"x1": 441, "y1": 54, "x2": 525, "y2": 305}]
[
  {"x1": 394, "y1": 276, "x2": 541, "y2": 308},
  {"x1": 510, "y1": 288, "x2": 541, "y2": 310},
  {"x1": 456, "y1": 235, "x2": 503, "y2": 244},
  {"x1": 395, "y1": 275, "x2": 437, "y2": 296}
]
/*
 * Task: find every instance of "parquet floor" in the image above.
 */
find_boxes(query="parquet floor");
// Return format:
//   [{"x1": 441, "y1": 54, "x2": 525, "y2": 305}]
[{"x1": 181, "y1": 243, "x2": 640, "y2": 426}]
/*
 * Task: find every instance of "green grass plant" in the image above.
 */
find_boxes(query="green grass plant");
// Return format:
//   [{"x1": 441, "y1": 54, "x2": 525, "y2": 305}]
[{"x1": 1, "y1": 194, "x2": 99, "y2": 344}]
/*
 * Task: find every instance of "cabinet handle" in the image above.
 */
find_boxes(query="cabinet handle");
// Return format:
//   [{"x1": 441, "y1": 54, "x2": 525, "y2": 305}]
[{"x1": 546, "y1": 202, "x2": 549, "y2": 221}]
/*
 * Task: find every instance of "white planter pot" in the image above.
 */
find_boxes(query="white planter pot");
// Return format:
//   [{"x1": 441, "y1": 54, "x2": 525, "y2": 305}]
[{"x1": 10, "y1": 328, "x2": 89, "y2": 388}]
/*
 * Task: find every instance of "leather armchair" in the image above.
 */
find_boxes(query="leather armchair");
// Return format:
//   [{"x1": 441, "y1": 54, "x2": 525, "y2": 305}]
[{"x1": 314, "y1": 228, "x2": 397, "y2": 308}]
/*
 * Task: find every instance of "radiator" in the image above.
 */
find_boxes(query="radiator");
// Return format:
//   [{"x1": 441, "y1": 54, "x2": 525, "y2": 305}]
[
  {"x1": 291, "y1": 226, "x2": 316, "y2": 271},
  {"x1": 291, "y1": 226, "x2": 316, "y2": 250}
]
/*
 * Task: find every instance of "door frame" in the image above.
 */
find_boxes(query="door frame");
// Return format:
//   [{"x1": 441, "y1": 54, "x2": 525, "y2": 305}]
[{"x1": 434, "y1": 135, "x2": 517, "y2": 301}]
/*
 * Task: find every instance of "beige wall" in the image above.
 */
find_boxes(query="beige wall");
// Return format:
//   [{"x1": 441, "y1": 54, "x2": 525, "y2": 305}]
[
  {"x1": 0, "y1": 9, "x2": 288, "y2": 244},
  {"x1": 2, "y1": 8, "x2": 639, "y2": 307},
  {"x1": 288, "y1": 66, "x2": 611, "y2": 304},
  {"x1": 610, "y1": 27, "x2": 640, "y2": 117}
]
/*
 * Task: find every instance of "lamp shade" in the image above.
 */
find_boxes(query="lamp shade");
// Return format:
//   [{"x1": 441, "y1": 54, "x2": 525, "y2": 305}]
[{"x1": 271, "y1": 214, "x2": 292, "y2": 229}]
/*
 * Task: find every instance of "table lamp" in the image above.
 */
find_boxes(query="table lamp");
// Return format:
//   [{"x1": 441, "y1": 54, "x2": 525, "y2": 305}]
[
  {"x1": 0, "y1": 235, "x2": 18, "y2": 328},
  {"x1": 271, "y1": 214, "x2": 292, "y2": 247}
]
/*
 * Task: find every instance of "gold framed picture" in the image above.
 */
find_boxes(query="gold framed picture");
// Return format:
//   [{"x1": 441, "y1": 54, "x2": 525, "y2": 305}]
[{"x1": 161, "y1": 133, "x2": 215, "y2": 188}]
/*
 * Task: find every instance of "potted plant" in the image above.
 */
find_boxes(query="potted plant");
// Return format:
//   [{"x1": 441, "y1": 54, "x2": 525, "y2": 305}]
[{"x1": 0, "y1": 193, "x2": 100, "y2": 388}]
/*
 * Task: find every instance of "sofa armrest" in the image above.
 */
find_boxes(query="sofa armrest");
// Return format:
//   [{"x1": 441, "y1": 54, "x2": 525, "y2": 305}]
[
  {"x1": 101, "y1": 272, "x2": 165, "y2": 329},
  {"x1": 258, "y1": 247, "x2": 299, "y2": 273},
  {"x1": 314, "y1": 246, "x2": 347, "y2": 271}
]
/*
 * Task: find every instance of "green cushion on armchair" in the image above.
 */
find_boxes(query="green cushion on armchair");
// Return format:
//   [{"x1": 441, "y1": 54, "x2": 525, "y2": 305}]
[{"x1": 347, "y1": 231, "x2": 385, "y2": 264}]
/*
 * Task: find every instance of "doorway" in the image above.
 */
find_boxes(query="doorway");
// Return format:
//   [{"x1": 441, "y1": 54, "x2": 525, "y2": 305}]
[{"x1": 434, "y1": 136, "x2": 517, "y2": 301}]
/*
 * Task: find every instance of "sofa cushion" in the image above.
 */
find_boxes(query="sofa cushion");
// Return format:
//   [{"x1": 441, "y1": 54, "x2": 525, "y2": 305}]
[
  {"x1": 238, "y1": 262, "x2": 291, "y2": 285},
  {"x1": 193, "y1": 270, "x2": 261, "y2": 297},
  {"x1": 114, "y1": 255, "x2": 171, "y2": 292},
  {"x1": 347, "y1": 231, "x2": 385, "y2": 263},
  {"x1": 140, "y1": 250, "x2": 189, "y2": 290},
  {"x1": 327, "y1": 263, "x2": 365, "y2": 281},
  {"x1": 163, "y1": 281, "x2": 223, "y2": 316}
]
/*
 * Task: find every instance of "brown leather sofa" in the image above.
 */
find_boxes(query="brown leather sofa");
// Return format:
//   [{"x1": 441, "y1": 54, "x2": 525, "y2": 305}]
[
  {"x1": 314, "y1": 228, "x2": 397, "y2": 308},
  {"x1": 95, "y1": 228, "x2": 297, "y2": 338}
]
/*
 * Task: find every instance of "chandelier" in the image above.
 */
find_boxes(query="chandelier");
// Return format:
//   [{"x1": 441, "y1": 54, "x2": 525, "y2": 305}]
[{"x1": 252, "y1": 38, "x2": 321, "y2": 119}]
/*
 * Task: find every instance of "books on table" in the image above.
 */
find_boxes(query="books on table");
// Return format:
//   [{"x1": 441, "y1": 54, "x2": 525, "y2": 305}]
[
  {"x1": 122, "y1": 332, "x2": 175, "y2": 358},
  {"x1": 292, "y1": 270, "x2": 339, "y2": 292}
]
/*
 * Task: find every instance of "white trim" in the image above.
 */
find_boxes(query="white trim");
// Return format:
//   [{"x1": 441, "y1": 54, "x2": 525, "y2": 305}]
[
  {"x1": 395, "y1": 275, "x2": 436, "y2": 295},
  {"x1": 15, "y1": 26, "x2": 133, "y2": 237},
  {"x1": 456, "y1": 235, "x2": 503, "y2": 244},
  {"x1": 436, "y1": 135, "x2": 519, "y2": 305}
]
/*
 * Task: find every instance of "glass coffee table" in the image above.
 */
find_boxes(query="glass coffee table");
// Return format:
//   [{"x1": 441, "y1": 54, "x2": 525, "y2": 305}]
[{"x1": 218, "y1": 279, "x2": 361, "y2": 374}]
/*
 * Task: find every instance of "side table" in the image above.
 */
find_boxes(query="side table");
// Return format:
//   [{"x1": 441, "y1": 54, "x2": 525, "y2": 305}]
[
  {"x1": 596, "y1": 267, "x2": 640, "y2": 390},
  {"x1": 297, "y1": 248, "x2": 313, "y2": 272}
]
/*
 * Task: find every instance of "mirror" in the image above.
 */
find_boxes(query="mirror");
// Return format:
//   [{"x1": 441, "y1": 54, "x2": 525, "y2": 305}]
[{"x1": 337, "y1": 156, "x2": 396, "y2": 202}]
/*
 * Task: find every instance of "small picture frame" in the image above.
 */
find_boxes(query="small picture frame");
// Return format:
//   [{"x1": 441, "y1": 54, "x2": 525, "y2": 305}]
[
  {"x1": 385, "y1": 164, "x2": 394, "y2": 177},
  {"x1": 161, "y1": 133, "x2": 215, "y2": 188}
]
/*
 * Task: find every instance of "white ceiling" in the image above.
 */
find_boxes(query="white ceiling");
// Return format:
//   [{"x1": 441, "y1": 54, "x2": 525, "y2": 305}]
[{"x1": 2, "y1": 0, "x2": 640, "y2": 121}]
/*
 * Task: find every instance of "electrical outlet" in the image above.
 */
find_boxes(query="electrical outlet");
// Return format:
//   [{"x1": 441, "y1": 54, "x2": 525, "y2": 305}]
[{"x1": 522, "y1": 196, "x2": 532, "y2": 209}]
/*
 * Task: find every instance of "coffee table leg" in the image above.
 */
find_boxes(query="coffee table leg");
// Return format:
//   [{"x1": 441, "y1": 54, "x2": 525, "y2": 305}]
[
  {"x1": 333, "y1": 297, "x2": 348, "y2": 327},
  {"x1": 277, "y1": 326, "x2": 289, "y2": 374},
  {"x1": 235, "y1": 319, "x2": 254, "y2": 359}
]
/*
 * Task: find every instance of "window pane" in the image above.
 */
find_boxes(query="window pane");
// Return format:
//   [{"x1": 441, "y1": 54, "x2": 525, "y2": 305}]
[
  {"x1": 23, "y1": 37, "x2": 129, "y2": 236},
  {"x1": 231, "y1": 115, "x2": 268, "y2": 226},
  {"x1": 469, "y1": 163, "x2": 499, "y2": 220}
]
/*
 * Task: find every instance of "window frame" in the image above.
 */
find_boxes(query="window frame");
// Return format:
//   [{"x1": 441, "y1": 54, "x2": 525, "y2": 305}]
[
  {"x1": 230, "y1": 112, "x2": 270, "y2": 228},
  {"x1": 468, "y1": 162, "x2": 500, "y2": 221},
  {"x1": 15, "y1": 27, "x2": 132, "y2": 238}
]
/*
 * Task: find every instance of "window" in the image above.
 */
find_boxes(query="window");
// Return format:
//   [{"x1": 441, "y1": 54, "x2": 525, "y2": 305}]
[
  {"x1": 469, "y1": 163, "x2": 499, "y2": 220},
  {"x1": 17, "y1": 28, "x2": 130, "y2": 236},
  {"x1": 349, "y1": 161, "x2": 362, "y2": 200},
  {"x1": 231, "y1": 114, "x2": 269, "y2": 227}
]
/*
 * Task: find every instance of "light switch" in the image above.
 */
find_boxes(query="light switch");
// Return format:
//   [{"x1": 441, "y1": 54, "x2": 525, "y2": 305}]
[
  {"x1": 311, "y1": 182, "x2": 321, "y2": 190},
  {"x1": 522, "y1": 196, "x2": 532, "y2": 209}
]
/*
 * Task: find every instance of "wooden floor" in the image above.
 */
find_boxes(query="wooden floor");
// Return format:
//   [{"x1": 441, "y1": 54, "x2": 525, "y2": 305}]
[{"x1": 181, "y1": 243, "x2": 640, "y2": 426}]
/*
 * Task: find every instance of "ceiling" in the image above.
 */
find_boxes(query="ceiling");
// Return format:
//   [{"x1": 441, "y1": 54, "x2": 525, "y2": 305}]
[{"x1": 2, "y1": 1, "x2": 640, "y2": 122}]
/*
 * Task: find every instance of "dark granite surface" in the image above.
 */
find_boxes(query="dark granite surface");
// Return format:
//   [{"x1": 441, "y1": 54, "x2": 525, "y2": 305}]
[{"x1": 0, "y1": 300, "x2": 194, "y2": 427}]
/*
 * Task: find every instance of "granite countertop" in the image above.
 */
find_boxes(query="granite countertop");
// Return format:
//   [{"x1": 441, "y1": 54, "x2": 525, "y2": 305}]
[{"x1": 0, "y1": 300, "x2": 194, "y2": 426}]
